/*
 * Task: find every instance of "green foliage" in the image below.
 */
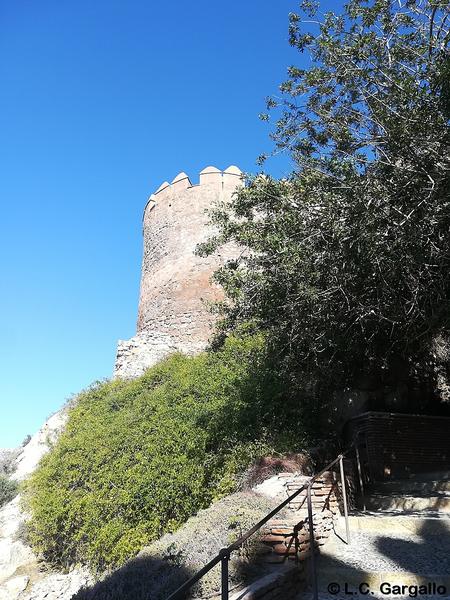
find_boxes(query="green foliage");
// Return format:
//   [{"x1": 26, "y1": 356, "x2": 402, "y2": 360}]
[
  {"x1": 268, "y1": 0, "x2": 450, "y2": 173},
  {"x1": 0, "y1": 475, "x2": 19, "y2": 507},
  {"x1": 199, "y1": 0, "x2": 450, "y2": 402},
  {"x1": 24, "y1": 335, "x2": 310, "y2": 571}
]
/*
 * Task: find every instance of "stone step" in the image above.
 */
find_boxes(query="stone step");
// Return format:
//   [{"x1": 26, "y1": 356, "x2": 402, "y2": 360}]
[
  {"x1": 228, "y1": 562, "x2": 303, "y2": 599},
  {"x1": 404, "y1": 471, "x2": 450, "y2": 482},
  {"x1": 371, "y1": 479, "x2": 450, "y2": 494},
  {"x1": 316, "y1": 567, "x2": 450, "y2": 591},
  {"x1": 366, "y1": 493, "x2": 450, "y2": 513},
  {"x1": 302, "y1": 589, "x2": 450, "y2": 600},
  {"x1": 344, "y1": 514, "x2": 450, "y2": 535},
  {"x1": 300, "y1": 594, "x2": 450, "y2": 600},
  {"x1": 317, "y1": 522, "x2": 450, "y2": 581}
]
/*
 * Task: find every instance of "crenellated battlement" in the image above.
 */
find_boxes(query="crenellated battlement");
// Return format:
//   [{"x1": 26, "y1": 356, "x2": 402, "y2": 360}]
[
  {"x1": 143, "y1": 165, "x2": 242, "y2": 218},
  {"x1": 115, "y1": 163, "x2": 241, "y2": 379}
]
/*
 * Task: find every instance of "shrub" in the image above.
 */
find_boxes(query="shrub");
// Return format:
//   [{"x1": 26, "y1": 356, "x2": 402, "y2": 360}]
[
  {"x1": 21, "y1": 434, "x2": 31, "y2": 447},
  {"x1": 239, "y1": 453, "x2": 313, "y2": 489},
  {"x1": 0, "y1": 448, "x2": 19, "y2": 476},
  {"x1": 24, "y1": 335, "x2": 311, "y2": 571},
  {"x1": 0, "y1": 474, "x2": 19, "y2": 507}
]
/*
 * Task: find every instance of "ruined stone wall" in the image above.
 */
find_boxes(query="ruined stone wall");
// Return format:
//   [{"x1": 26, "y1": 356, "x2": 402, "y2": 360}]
[
  {"x1": 259, "y1": 469, "x2": 353, "y2": 564},
  {"x1": 114, "y1": 165, "x2": 242, "y2": 379}
]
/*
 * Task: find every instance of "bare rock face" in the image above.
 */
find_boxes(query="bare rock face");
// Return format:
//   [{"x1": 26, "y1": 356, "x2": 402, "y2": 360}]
[
  {"x1": 0, "y1": 576, "x2": 29, "y2": 600},
  {"x1": 0, "y1": 497, "x2": 35, "y2": 584},
  {"x1": 114, "y1": 331, "x2": 203, "y2": 381},
  {"x1": 114, "y1": 165, "x2": 242, "y2": 379},
  {"x1": 0, "y1": 408, "x2": 94, "y2": 600},
  {"x1": 11, "y1": 410, "x2": 68, "y2": 483},
  {"x1": 0, "y1": 409, "x2": 70, "y2": 588},
  {"x1": 22, "y1": 569, "x2": 93, "y2": 600},
  {"x1": 0, "y1": 494, "x2": 91, "y2": 600}
]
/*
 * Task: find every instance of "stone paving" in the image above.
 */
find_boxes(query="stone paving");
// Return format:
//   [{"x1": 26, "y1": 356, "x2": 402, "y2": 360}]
[
  {"x1": 318, "y1": 519, "x2": 450, "y2": 574},
  {"x1": 294, "y1": 471, "x2": 450, "y2": 600},
  {"x1": 294, "y1": 516, "x2": 450, "y2": 600}
]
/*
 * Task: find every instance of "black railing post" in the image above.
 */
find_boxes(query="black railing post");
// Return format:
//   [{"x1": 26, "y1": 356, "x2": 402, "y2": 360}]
[
  {"x1": 365, "y1": 435, "x2": 371, "y2": 483},
  {"x1": 339, "y1": 455, "x2": 351, "y2": 544},
  {"x1": 355, "y1": 443, "x2": 366, "y2": 511},
  {"x1": 166, "y1": 448, "x2": 358, "y2": 600},
  {"x1": 307, "y1": 483, "x2": 318, "y2": 600},
  {"x1": 220, "y1": 549, "x2": 229, "y2": 600},
  {"x1": 294, "y1": 523, "x2": 300, "y2": 563}
]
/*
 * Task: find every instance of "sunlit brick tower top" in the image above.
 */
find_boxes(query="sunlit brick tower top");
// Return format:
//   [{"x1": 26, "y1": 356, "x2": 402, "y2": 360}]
[{"x1": 114, "y1": 165, "x2": 242, "y2": 378}]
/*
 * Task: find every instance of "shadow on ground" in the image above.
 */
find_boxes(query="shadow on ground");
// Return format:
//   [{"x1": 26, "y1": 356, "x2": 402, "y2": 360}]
[
  {"x1": 68, "y1": 489, "x2": 285, "y2": 600},
  {"x1": 70, "y1": 508, "x2": 450, "y2": 598},
  {"x1": 308, "y1": 517, "x2": 450, "y2": 598},
  {"x1": 70, "y1": 554, "x2": 193, "y2": 600},
  {"x1": 374, "y1": 517, "x2": 450, "y2": 577}
]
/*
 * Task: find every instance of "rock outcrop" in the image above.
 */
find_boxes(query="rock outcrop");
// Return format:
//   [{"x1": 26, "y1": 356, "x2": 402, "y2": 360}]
[{"x1": 0, "y1": 409, "x2": 94, "y2": 600}]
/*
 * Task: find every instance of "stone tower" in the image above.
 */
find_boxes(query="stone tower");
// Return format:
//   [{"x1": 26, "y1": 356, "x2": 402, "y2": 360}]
[{"x1": 114, "y1": 165, "x2": 242, "y2": 378}]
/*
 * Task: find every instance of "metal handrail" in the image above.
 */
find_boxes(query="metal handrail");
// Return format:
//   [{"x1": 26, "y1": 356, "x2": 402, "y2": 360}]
[{"x1": 167, "y1": 443, "x2": 363, "y2": 600}]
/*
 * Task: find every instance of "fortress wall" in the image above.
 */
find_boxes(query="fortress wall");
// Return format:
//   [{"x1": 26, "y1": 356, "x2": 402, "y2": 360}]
[{"x1": 114, "y1": 165, "x2": 242, "y2": 379}]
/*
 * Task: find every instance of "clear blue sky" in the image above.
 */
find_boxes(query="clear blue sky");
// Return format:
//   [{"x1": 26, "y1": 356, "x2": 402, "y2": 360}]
[{"x1": 0, "y1": 0, "x2": 300, "y2": 448}]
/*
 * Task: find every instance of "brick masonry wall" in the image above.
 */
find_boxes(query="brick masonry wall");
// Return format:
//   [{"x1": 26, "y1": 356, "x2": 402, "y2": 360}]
[
  {"x1": 345, "y1": 411, "x2": 450, "y2": 480},
  {"x1": 114, "y1": 166, "x2": 242, "y2": 379},
  {"x1": 221, "y1": 467, "x2": 356, "y2": 600},
  {"x1": 259, "y1": 467, "x2": 355, "y2": 565}
]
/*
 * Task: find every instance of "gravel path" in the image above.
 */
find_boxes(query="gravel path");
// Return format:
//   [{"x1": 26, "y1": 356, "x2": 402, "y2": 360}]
[
  {"x1": 318, "y1": 526, "x2": 450, "y2": 574},
  {"x1": 294, "y1": 518, "x2": 450, "y2": 600}
]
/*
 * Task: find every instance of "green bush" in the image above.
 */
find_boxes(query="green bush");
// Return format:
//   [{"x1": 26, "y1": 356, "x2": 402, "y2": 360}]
[
  {"x1": 0, "y1": 474, "x2": 19, "y2": 507},
  {"x1": 24, "y1": 335, "x2": 310, "y2": 571}
]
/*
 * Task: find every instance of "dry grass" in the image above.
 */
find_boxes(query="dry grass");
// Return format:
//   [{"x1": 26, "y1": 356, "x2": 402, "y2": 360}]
[
  {"x1": 239, "y1": 453, "x2": 313, "y2": 489},
  {"x1": 73, "y1": 490, "x2": 283, "y2": 600}
]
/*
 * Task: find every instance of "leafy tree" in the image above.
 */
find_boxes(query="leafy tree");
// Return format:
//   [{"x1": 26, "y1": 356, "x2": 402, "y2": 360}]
[{"x1": 199, "y1": 0, "x2": 450, "y2": 406}]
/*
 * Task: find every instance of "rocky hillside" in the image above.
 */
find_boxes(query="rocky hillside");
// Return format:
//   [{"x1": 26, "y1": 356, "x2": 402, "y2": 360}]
[{"x1": 0, "y1": 409, "x2": 93, "y2": 600}]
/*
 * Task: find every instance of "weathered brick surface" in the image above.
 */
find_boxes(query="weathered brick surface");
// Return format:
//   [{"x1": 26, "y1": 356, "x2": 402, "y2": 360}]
[
  {"x1": 114, "y1": 166, "x2": 242, "y2": 378},
  {"x1": 259, "y1": 469, "x2": 355, "y2": 564}
]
